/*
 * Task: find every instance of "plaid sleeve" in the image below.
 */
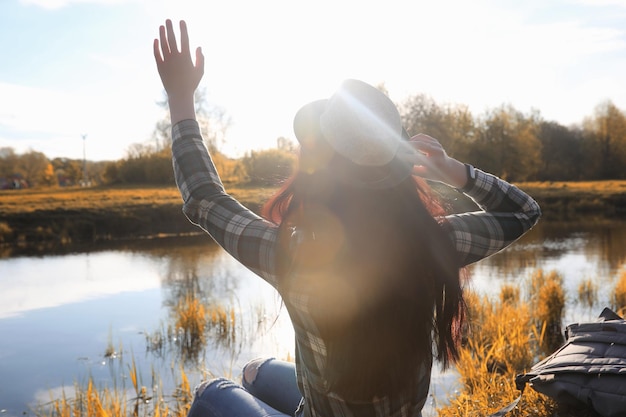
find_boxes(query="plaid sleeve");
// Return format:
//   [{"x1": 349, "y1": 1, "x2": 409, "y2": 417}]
[
  {"x1": 442, "y1": 168, "x2": 541, "y2": 267},
  {"x1": 171, "y1": 119, "x2": 280, "y2": 287}
]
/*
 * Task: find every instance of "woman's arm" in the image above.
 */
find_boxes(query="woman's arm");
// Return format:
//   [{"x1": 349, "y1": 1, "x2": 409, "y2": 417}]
[
  {"x1": 154, "y1": 20, "x2": 280, "y2": 285},
  {"x1": 406, "y1": 133, "x2": 541, "y2": 266},
  {"x1": 442, "y1": 168, "x2": 541, "y2": 266},
  {"x1": 171, "y1": 120, "x2": 280, "y2": 284}
]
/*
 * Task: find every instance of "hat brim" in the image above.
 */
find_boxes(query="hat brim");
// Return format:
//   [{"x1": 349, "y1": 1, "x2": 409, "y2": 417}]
[
  {"x1": 293, "y1": 99, "x2": 328, "y2": 148},
  {"x1": 293, "y1": 99, "x2": 413, "y2": 189},
  {"x1": 294, "y1": 99, "x2": 411, "y2": 148}
]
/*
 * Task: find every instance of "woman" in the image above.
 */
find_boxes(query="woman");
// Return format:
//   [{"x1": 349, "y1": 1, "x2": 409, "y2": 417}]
[{"x1": 154, "y1": 19, "x2": 541, "y2": 417}]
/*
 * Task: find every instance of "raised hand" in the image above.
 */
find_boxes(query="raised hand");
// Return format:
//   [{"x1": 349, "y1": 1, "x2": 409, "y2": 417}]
[
  {"x1": 153, "y1": 20, "x2": 204, "y2": 123},
  {"x1": 406, "y1": 134, "x2": 468, "y2": 188}
]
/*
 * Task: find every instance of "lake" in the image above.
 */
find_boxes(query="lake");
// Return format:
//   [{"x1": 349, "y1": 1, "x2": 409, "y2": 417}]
[{"x1": 1, "y1": 219, "x2": 626, "y2": 417}]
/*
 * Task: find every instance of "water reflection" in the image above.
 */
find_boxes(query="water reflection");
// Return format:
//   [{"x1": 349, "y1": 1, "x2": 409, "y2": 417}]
[
  {"x1": 469, "y1": 221, "x2": 626, "y2": 291},
  {"x1": 0, "y1": 236, "x2": 293, "y2": 416},
  {"x1": 3, "y1": 220, "x2": 626, "y2": 416}
]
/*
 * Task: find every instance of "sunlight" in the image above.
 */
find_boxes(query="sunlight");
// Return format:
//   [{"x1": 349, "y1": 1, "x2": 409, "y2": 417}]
[{"x1": 5, "y1": 0, "x2": 626, "y2": 160}]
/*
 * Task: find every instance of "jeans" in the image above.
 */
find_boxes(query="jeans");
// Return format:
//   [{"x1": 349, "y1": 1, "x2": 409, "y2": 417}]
[{"x1": 187, "y1": 358, "x2": 303, "y2": 417}]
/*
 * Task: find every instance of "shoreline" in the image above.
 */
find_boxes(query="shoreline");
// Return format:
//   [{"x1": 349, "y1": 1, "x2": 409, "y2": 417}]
[{"x1": 2, "y1": 181, "x2": 626, "y2": 254}]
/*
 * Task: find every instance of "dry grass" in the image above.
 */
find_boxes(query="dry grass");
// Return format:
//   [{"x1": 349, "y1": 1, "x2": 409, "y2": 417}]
[
  {"x1": 175, "y1": 295, "x2": 208, "y2": 356},
  {"x1": 438, "y1": 289, "x2": 556, "y2": 417},
  {"x1": 4, "y1": 179, "x2": 626, "y2": 215},
  {"x1": 518, "y1": 180, "x2": 626, "y2": 195},
  {"x1": 612, "y1": 269, "x2": 626, "y2": 315},
  {"x1": 528, "y1": 270, "x2": 565, "y2": 324},
  {"x1": 140, "y1": 294, "x2": 241, "y2": 366},
  {"x1": 527, "y1": 270, "x2": 566, "y2": 356},
  {"x1": 515, "y1": 180, "x2": 626, "y2": 219},
  {"x1": 0, "y1": 185, "x2": 278, "y2": 215},
  {"x1": 438, "y1": 269, "x2": 574, "y2": 417},
  {"x1": 0, "y1": 221, "x2": 12, "y2": 242},
  {"x1": 42, "y1": 364, "x2": 192, "y2": 417},
  {"x1": 577, "y1": 279, "x2": 598, "y2": 309}
]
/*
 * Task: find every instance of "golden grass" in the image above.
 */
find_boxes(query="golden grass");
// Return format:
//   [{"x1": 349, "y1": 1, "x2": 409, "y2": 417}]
[
  {"x1": 0, "y1": 185, "x2": 278, "y2": 215},
  {"x1": 4, "y1": 179, "x2": 626, "y2": 215},
  {"x1": 528, "y1": 270, "x2": 565, "y2": 324},
  {"x1": 518, "y1": 179, "x2": 626, "y2": 195},
  {"x1": 42, "y1": 365, "x2": 192, "y2": 417},
  {"x1": 170, "y1": 294, "x2": 239, "y2": 362},
  {"x1": 577, "y1": 278, "x2": 598, "y2": 309},
  {"x1": 612, "y1": 269, "x2": 626, "y2": 315},
  {"x1": 527, "y1": 270, "x2": 566, "y2": 355},
  {"x1": 0, "y1": 221, "x2": 12, "y2": 242},
  {"x1": 438, "y1": 283, "x2": 558, "y2": 417},
  {"x1": 175, "y1": 295, "x2": 208, "y2": 353},
  {"x1": 499, "y1": 284, "x2": 520, "y2": 305}
]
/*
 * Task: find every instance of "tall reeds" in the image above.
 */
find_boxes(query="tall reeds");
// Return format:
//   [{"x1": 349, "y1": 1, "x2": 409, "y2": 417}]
[
  {"x1": 529, "y1": 269, "x2": 566, "y2": 353},
  {"x1": 612, "y1": 269, "x2": 626, "y2": 316},
  {"x1": 41, "y1": 363, "x2": 193, "y2": 417},
  {"x1": 174, "y1": 294, "x2": 207, "y2": 360},
  {"x1": 437, "y1": 270, "x2": 571, "y2": 417},
  {"x1": 577, "y1": 278, "x2": 598, "y2": 310}
]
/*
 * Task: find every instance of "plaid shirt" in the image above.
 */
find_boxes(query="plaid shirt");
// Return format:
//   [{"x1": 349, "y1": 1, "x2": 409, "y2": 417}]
[{"x1": 172, "y1": 120, "x2": 541, "y2": 417}]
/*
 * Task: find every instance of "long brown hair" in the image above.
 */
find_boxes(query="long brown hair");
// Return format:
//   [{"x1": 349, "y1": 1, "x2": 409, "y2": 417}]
[{"x1": 262, "y1": 153, "x2": 465, "y2": 400}]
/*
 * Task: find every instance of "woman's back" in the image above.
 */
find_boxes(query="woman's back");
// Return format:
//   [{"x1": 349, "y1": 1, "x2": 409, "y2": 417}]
[{"x1": 269, "y1": 174, "x2": 463, "y2": 404}]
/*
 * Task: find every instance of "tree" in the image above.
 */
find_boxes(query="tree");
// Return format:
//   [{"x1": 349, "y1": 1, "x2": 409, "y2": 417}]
[
  {"x1": 536, "y1": 122, "x2": 584, "y2": 181},
  {"x1": 582, "y1": 101, "x2": 626, "y2": 179},
  {"x1": 152, "y1": 87, "x2": 231, "y2": 153},
  {"x1": 400, "y1": 94, "x2": 475, "y2": 162},
  {"x1": 42, "y1": 163, "x2": 56, "y2": 186},
  {"x1": 277, "y1": 136, "x2": 297, "y2": 153},
  {"x1": 126, "y1": 143, "x2": 154, "y2": 160},
  {"x1": 471, "y1": 106, "x2": 542, "y2": 181},
  {"x1": 242, "y1": 149, "x2": 296, "y2": 185},
  {"x1": 16, "y1": 150, "x2": 50, "y2": 187},
  {"x1": 0, "y1": 147, "x2": 18, "y2": 178},
  {"x1": 401, "y1": 94, "x2": 447, "y2": 142},
  {"x1": 106, "y1": 87, "x2": 234, "y2": 185},
  {"x1": 102, "y1": 161, "x2": 121, "y2": 184},
  {"x1": 52, "y1": 157, "x2": 84, "y2": 186}
]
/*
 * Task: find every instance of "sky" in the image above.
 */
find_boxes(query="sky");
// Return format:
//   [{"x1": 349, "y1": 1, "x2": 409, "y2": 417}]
[{"x1": 1, "y1": 0, "x2": 626, "y2": 162}]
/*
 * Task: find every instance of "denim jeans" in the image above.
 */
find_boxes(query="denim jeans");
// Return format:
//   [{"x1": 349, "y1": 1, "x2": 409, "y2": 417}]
[{"x1": 187, "y1": 358, "x2": 303, "y2": 417}]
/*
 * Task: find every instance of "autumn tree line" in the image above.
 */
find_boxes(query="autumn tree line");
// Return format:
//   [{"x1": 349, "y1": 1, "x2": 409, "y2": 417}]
[{"x1": 2, "y1": 90, "x2": 626, "y2": 189}]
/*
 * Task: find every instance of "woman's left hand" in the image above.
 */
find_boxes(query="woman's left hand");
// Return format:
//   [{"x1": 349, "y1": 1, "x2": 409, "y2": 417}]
[
  {"x1": 153, "y1": 19, "x2": 204, "y2": 124},
  {"x1": 406, "y1": 134, "x2": 468, "y2": 188}
]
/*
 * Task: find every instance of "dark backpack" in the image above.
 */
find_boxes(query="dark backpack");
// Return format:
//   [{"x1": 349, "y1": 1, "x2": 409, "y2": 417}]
[{"x1": 512, "y1": 308, "x2": 626, "y2": 417}]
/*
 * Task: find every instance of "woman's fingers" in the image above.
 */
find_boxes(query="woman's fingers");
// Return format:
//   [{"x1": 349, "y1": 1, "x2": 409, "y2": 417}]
[
  {"x1": 180, "y1": 20, "x2": 190, "y2": 57},
  {"x1": 166, "y1": 19, "x2": 178, "y2": 54},
  {"x1": 158, "y1": 24, "x2": 169, "y2": 57},
  {"x1": 153, "y1": 38, "x2": 163, "y2": 65},
  {"x1": 195, "y1": 47, "x2": 205, "y2": 75},
  {"x1": 409, "y1": 134, "x2": 446, "y2": 158},
  {"x1": 409, "y1": 140, "x2": 438, "y2": 157}
]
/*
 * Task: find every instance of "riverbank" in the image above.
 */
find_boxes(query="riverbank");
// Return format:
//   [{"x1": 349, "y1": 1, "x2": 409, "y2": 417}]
[
  {"x1": 2, "y1": 180, "x2": 626, "y2": 253},
  {"x1": 4, "y1": 184, "x2": 621, "y2": 417},
  {"x1": 0, "y1": 184, "x2": 276, "y2": 256},
  {"x1": 520, "y1": 179, "x2": 626, "y2": 219}
]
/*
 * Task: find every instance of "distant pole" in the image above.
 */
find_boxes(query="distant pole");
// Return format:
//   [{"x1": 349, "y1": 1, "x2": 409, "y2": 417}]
[{"x1": 82, "y1": 134, "x2": 87, "y2": 186}]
